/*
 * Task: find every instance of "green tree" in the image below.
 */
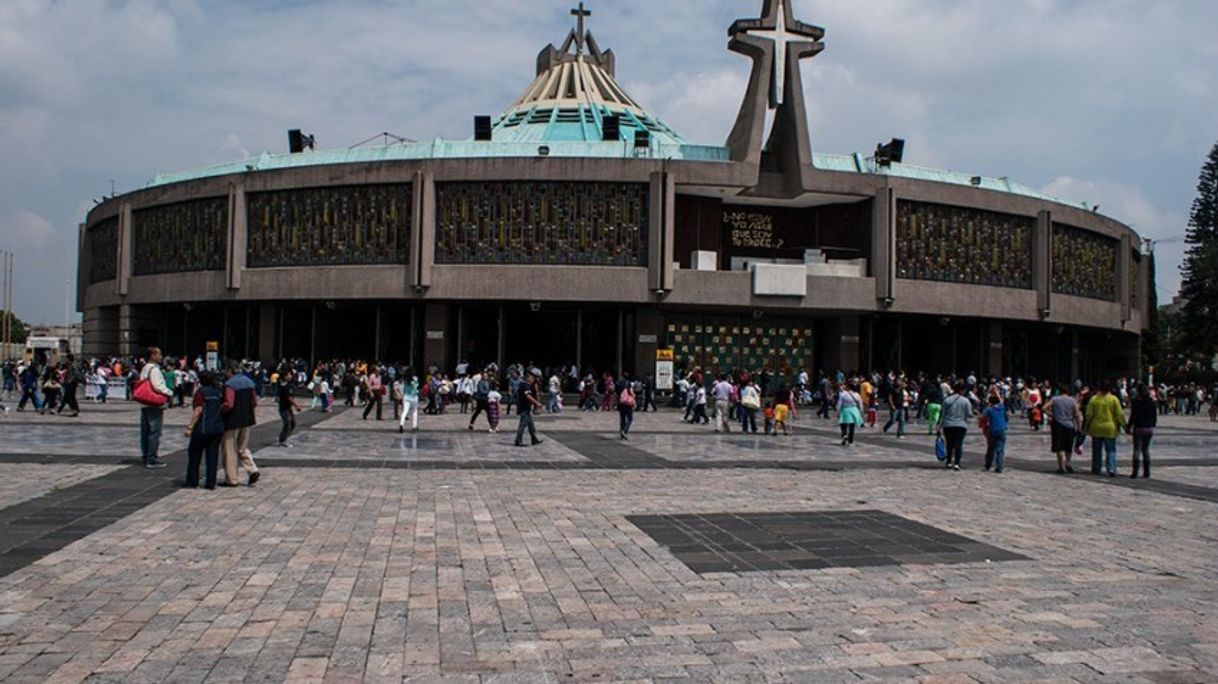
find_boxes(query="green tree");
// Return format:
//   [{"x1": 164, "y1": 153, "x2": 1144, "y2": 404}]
[
  {"x1": 0, "y1": 310, "x2": 28, "y2": 345},
  {"x1": 1180, "y1": 141, "x2": 1218, "y2": 356}
]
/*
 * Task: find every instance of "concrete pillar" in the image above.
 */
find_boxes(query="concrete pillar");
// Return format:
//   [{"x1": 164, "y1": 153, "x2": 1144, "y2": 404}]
[
  {"x1": 634, "y1": 308, "x2": 660, "y2": 382},
  {"x1": 872, "y1": 187, "x2": 894, "y2": 304},
  {"x1": 423, "y1": 303, "x2": 447, "y2": 371},
  {"x1": 1118, "y1": 234, "x2": 1132, "y2": 323},
  {"x1": 258, "y1": 304, "x2": 276, "y2": 362},
  {"x1": 117, "y1": 203, "x2": 133, "y2": 297},
  {"x1": 1070, "y1": 330, "x2": 1080, "y2": 382},
  {"x1": 987, "y1": 322, "x2": 1003, "y2": 377},
  {"x1": 648, "y1": 171, "x2": 675, "y2": 292},
  {"x1": 1035, "y1": 211, "x2": 1051, "y2": 315},
  {"x1": 226, "y1": 184, "x2": 246, "y2": 290},
  {"x1": 412, "y1": 172, "x2": 435, "y2": 291},
  {"x1": 118, "y1": 304, "x2": 160, "y2": 356},
  {"x1": 821, "y1": 316, "x2": 861, "y2": 374},
  {"x1": 83, "y1": 306, "x2": 120, "y2": 357}
]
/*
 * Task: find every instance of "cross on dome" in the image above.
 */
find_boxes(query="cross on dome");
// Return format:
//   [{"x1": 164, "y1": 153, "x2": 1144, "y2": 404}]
[
  {"x1": 732, "y1": 0, "x2": 825, "y2": 107},
  {"x1": 571, "y1": 2, "x2": 591, "y2": 55}
]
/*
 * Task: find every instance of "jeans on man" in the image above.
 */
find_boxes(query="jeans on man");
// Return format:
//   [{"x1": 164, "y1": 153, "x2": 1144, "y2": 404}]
[
  {"x1": 278, "y1": 407, "x2": 296, "y2": 444},
  {"x1": 1131, "y1": 433, "x2": 1152, "y2": 477},
  {"x1": 1091, "y1": 437, "x2": 1117, "y2": 474},
  {"x1": 740, "y1": 407, "x2": 758, "y2": 433},
  {"x1": 469, "y1": 398, "x2": 490, "y2": 428},
  {"x1": 985, "y1": 430, "x2": 1007, "y2": 472},
  {"x1": 185, "y1": 432, "x2": 222, "y2": 488},
  {"x1": 60, "y1": 381, "x2": 79, "y2": 414},
  {"x1": 547, "y1": 390, "x2": 560, "y2": 413},
  {"x1": 140, "y1": 407, "x2": 164, "y2": 462},
  {"x1": 514, "y1": 411, "x2": 539, "y2": 445},
  {"x1": 883, "y1": 407, "x2": 906, "y2": 436},
  {"x1": 618, "y1": 406, "x2": 634, "y2": 436},
  {"x1": 18, "y1": 388, "x2": 41, "y2": 411},
  {"x1": 714, "y1": 399, "x2": 731, "y2": 432}
]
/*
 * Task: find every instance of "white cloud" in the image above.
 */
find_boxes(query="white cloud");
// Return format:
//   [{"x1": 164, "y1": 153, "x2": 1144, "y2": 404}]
[{"x1": 2, "y1": 209, "x2": 57, "y2": 250}]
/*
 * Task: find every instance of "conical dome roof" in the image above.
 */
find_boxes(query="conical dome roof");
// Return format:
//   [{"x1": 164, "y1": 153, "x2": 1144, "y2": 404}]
[{"x1": 489, "y1": 24, "x2": 686, "y2": 145}]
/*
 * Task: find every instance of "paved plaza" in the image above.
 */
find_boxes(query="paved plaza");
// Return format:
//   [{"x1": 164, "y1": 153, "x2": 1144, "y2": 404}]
[{"x1": 0, "y1": 400, "x2": 1216, "y2": 682}]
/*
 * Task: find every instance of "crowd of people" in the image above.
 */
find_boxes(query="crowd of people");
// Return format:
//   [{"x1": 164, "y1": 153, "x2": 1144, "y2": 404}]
[{"x1": 3, "y1": 351, "x2": 1216, "y2": 486}]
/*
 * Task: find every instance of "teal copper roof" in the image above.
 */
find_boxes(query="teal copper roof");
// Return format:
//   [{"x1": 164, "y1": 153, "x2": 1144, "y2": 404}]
[{"x1": 145, "y1": 147, "x2": 1086, "y2": 212}]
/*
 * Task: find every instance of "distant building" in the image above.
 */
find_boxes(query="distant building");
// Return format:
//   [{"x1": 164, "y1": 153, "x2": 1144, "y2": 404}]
[
  {"x1": 77, "y1": 0, "x2": 1148, "y2": 381},
  {"x1": 27, "y1": 324, "x2": 82, "y2": 356}
]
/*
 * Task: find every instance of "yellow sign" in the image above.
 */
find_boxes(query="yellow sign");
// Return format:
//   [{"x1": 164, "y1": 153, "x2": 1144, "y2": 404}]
[
  {"x1": 656, "y1": 349, "x2": 674, "y2": 361},
  {"x1": 206, "y1": 341, "x2": 219, "y2": 352}
]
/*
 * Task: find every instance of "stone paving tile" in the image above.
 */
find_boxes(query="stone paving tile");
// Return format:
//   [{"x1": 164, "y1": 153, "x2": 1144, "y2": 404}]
[
  {"x1": 0, "y1": 463, "x2": 1213, "y2": 681},
  {"x1": 1155, "y1": 467, "x2": 1218, "y2": 489},
  {"x1": 0, "y1": 464, "x2": 123, "y2": 510},
  {"x1": 251, "y1": 429, "x2": 586, "y2": 463}
]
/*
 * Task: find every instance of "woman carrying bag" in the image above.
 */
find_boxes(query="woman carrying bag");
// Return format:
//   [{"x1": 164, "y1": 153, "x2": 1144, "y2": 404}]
[{"x1": 836, "y1": 382, "x2": 864, "y2": 446}]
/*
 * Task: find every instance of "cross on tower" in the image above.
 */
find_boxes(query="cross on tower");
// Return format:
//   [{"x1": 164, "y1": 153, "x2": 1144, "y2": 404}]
[
  {"x1": 732, "y1": 0, "x2": 824, "y2": 108},
  {"x1": 571, "y1": 2, "x2": 591, "y2": 55}
]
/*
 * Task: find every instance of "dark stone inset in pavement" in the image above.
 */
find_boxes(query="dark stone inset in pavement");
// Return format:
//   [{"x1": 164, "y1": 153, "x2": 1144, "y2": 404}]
[
  {"x1": 548, "y1": 433, "x2": 670, "y2": 469},
  {"x1": 391, "y1": 437, "x2": 456, "y2": 450},
  {"x1": 629, "y1": 510, "x2": 1028, "y2": 574}
]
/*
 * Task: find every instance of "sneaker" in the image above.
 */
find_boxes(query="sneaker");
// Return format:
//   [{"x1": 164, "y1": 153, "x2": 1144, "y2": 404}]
[
  {"x1": 249, "y1": 472, "x2": 261, "y2": 486},
  {"x1": 952, "y1": 464, "x2": 960, "y2": 471},
  {"x1": 144, "y1": 459, "x2": 167, "y2": 469}
]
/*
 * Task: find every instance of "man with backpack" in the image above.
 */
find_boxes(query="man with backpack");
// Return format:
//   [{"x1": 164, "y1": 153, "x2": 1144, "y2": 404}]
[
  {"x1": 183, "y1": 371, "x2": 226, "y2": 489},
  {"x1": 221, "y1": 361, "x2": 261, "y2": 486}
]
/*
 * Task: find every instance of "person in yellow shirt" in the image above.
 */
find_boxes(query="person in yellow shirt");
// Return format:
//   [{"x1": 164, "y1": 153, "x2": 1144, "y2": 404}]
[{"x1": 1084, "y1": 383, "x2": 1126, "y2": 477}]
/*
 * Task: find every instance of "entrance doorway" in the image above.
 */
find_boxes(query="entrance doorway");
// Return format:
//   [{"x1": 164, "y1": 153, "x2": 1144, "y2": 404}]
[{"x1": 457, "y1": 305, "x2": 631, "y2": 376}]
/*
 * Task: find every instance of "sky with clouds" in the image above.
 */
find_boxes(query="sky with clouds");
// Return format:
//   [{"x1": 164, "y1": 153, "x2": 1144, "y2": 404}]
[{"x1": 1, "y1": 0, "x2": 1215, "y2": 324}]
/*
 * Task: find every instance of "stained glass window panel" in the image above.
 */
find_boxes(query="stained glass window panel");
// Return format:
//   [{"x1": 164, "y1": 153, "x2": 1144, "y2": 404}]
[
  {"x1": 246, "y1": 184, "x2": 411, "y2": 268},
  {"x1": 133, "y1": 198, "x2": 227, "y2": 276},
  {"x1": 1051, "y1": 224, "x2": 1118, "y2": 301},
  {"x1": 896, "y1": 201, "x2": 1034, "y2": 289},
  {"x1": 436, "y1": 181, "x2": 648, "y2": 265},
  {"x1": 87, "y1": 217, "x2": 118, "y2": 284}
]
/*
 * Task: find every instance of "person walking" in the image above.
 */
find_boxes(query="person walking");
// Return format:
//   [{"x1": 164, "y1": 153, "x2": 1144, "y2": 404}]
[
  {"x1": 936, "y1": 381, "x2": 973, "y2": 471},
  {"x1": 836, "y1": 382, "x2": 864, "y2": 446},
  {"x1": 40, "y1": 367, "x2": 61, "y2": 416},
  {"x1": 363, "y1": 367, "x2": 384, "y2": 421},
  {"x1": 58, "y1": 355, "x2": 82, "y2": 417},
  {"x1": 17, "y1": 363, "x2": 41, "y2": 412},
  {"x1": 486, "y1": 384, "x2": 502, "y2": 433},
  {"x1": 1127, "y1": 385, "x2": 1156, "y2": 478},
  {"x1": 221, "y1": 362, "x2": 261, "y2": 487},
  {"x1": 398, "y1": 369, "x2": 421, "y2": 433},
  {"x1": 514, "y1": 371, "x2": 544, "y2": 447},
  {"x1": 138, "y1": 348, "x2": 174, "y2": 468},
  {"x1": 922, "y1": 378, "x2": 944, "y2": 435},
  {"x1": 740, "y1": 379, "x2": 761, "y2": 434},
  {"x1": 1085, "y1": 383, "x2": 1126, "y2": 477},
  {"x1": 982, "y1": 395, "x2": 1009, "y2": 473},
  {"x1": 883, "y1": 379, "x2": 909, "y2": 438},
  {"x1": 1048, "y1": 385, "x2": 1082, "y2": 474},
  {"x1": 712, "y1": 375, "x2": 733, "y2": 433},
  {"x1": 275, "y1": 372, "x2": 301, "y2": 448},
  {"x1": 618, "y1": 376, "x2": 636, "y2": 440},
  {"x1": 469, "y1": 370, "x2": 493, "y2": 431},
  {"x1": 183, "y1": 371, "x2": 225, "y2": 489}
]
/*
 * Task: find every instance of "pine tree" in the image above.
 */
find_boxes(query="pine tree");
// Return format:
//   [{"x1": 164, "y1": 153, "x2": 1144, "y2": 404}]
[{"x1": 1179, "y1": 141, "x2": 1218, "y2": 358}]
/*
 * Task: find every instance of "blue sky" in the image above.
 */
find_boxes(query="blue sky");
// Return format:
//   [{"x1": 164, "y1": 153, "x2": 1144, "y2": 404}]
[{"x1": 1, "y1": 0, "x2": 1215, "y2": 323}]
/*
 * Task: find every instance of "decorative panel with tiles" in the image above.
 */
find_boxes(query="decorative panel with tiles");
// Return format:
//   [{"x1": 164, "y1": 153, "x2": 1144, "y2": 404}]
[
  {"x1": 87, "y1": 217, "x2": 119, "y2": 284},
  {"x1": 133, "y1": 198, "x2": 228, "y2": 276},
  {"x1": 896, "y1": 201, "x2": 1034, "y2": 289},
  {"x1": 247, "y1": 184, "x2": 411, "y2": 268},
  {"x1": 436, "y1": 181, "x2": 648, "y2": 266},
  {"x1": 1051, "y1": 224, "x2": 1118, "y2": 301},
  {"x1": 665, "y1": 316, "x2": 813, "y2": 386}
]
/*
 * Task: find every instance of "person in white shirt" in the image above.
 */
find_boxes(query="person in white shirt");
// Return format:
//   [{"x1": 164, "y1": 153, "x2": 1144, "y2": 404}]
[
  {"x1": 547, "y1": 373, "x2": 562, "y2": 414},
  {"x1": 138, "y1": 347, "x2": 174, "y2": 468}
]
